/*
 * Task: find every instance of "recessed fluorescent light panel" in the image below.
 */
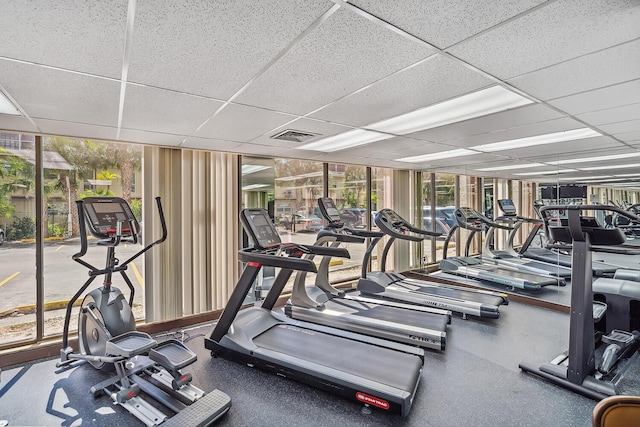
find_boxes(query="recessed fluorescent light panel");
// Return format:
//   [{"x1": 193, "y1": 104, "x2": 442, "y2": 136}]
[
  {"x1": 397, "y1": 148, "x2": 476, "y2": 163},
  {"x1": 369, "y1": 86, "x2": 533, "y2": 135},
  {"x1": 547, "y1": 152, "x2": 640, "y2": 165},
  {"x1": 0, "y1": 90, "x2": 21, "y2": 115},
  {"x1": 242, "y1": 184, "x2": 269, "y2": 190},
  {"x1": 579, "y1": 163, "x2": 640, "y2": 171},
  {"x1": 471, "y1": 128, "x2": 601, "y2": 152},
  {"x1": 557, "y1": 175, "x2": 613, "y2": 181},
  {"x1": 476, "y1": 163, "x2": 545, "y2": 172},
  {"x1": 513, "y1": 169, "x2": 578, "y2": 176},
  {"x1": 241, "y1": 165, "x2": 270, "y2": 175},
  {"x1": 297, "y1": 129, "x2": 393, "y2": 152}
]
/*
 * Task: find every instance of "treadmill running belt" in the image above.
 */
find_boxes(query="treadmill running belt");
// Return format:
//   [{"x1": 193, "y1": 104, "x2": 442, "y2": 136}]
[
  {"x1": 254, "y1": 324, "x2": 422, "y2": 389},
  {"x1": 345, "y1": 303, "x2": 448, "y2": 331},
  {"x1": 400, "y1": 282, "x2": 505, "y2": 306}
]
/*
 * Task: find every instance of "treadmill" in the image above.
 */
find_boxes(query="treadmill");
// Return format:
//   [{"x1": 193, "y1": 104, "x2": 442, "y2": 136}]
[
  {"x1": 313, "y1": 199, "x2": 507, "y2": 319},
  {"x1": 285, "y1": 201, "x2": 450, "y2": 351},
  {"x1": 526, "y1": 200, "x2": 620, "y2": 276},
  {"x1": 205, "y1": 208, "x2": 424, "y2": 417},
  {"x1": 481, "y1": 199, "x2": 572, "y2": 278},
  {"x1": 439, "y1": 207, "x2": 562, "y2": 290}
]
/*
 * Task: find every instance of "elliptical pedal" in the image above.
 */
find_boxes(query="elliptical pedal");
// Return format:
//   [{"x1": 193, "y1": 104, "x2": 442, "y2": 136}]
[
  {"x1": 149, "y1": 339, "x2": 197, "y2": 370},
  {"x1": 106, "y1": 331, "x2": 158, "y2": 357}
]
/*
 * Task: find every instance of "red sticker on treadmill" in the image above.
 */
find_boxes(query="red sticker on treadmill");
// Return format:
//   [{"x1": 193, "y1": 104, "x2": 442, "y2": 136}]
[{"x1": 355, "y1": 392, "x2": 390, "y2": 410}]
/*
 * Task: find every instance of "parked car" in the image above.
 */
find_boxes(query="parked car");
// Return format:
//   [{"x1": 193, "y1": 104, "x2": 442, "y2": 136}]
[
  {"x1": 0, "y1": 226, "x2": 4, "y2": 245},
  {"x1": 338, "y1": 209, "x2": 360, "y2": 228},
  {"x1": 423, "y1": 206, "x2": 455, "y2": 236},
  {"x1": 294, "y1": 214, "x2": 323, "y2": 232}
]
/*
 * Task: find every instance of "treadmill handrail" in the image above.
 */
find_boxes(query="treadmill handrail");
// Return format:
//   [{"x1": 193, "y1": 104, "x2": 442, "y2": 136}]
[
  {"x1": 239, "y1": 248, "x2": 318, "y2": 272},
  {"x1": 317, "y1": 229, "x2": 365, "y2": 244},
  {"x1": 375, "y1": 208, "x2": 441, "y2": 242}
]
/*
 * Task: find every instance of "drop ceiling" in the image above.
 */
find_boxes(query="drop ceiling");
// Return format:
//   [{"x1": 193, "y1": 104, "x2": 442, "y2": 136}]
[{"x1": 1, "y1": 0, "x2": 639, "y2": 187}]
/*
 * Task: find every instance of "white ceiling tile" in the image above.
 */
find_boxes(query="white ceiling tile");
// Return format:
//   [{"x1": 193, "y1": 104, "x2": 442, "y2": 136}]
[
  {"x1": 0, "y1": 115, "x2": 38, "y2": 133},
  {"x1": 615, "y1": 130, "x2": 640, "y2": 142},
  {"x1": 433, "y1": 117, "x2": 586, "y2": 149},
  {"x1": 549, "y1": 79, "x2": 640, "y2": 115},
  {"x1": 233, "y1": 143, "x2": 300, "y2": 157},
  {"x1": 0, "y1": 60, "x2": 120, "y2": 127},
  {"x1": 122, "y1": 84, "x2": 224, "y2": 135},
  {"x1": 576, "y1": 103, "x2": 640, "y2": 126},
  {"x1": 309, "y1": 54, "x2": 493, "y2": 127},
  {"x1": 410, "y1": 104, "x2": 565, "y2": 143},
  {"x1": 350, "y1": 0, "x2": 545, "y2": 49},
  {"x1": 495, "y1": 136, "x2": 623, "y2": 158},
  {"x1": 448, "y1": 0, "x2": 640, "y2": 79},
  {"x1": 128, "y1": 0, "x2": 334, "y2": 99},
  {"x1": 356, "y1": 137, "x2": 433, "y2": 154},
  {"x1": 0, "y1": 0, "x2": 126, "y2": 78},
  {"x1": 196, "y1": 103, "x2": 295, "y2": 143},
  {"x1": 599, "y1": 119, "x2": 640, "y2": 135},
  {"x1": 180, "y1": 137, "x2": 244, "y2": 152},
  {"x1": 400, "y1": 153, "x2": 504, "y2": 170},
  {"x1": 35, "y1": 119, "x2": 117, "y2": 142},
  {"x1": 509, "y1": 39, "x2": 640, "y2": 100},
  {"x1": 118, "y1": 129, "x2": 187, "y2": 147},
  {"x1": 234, "y1": 8, "x2": 435, "y2": 115},
  {"x1": 522, "y1": 147, "x2": 640, "y2": 164}
]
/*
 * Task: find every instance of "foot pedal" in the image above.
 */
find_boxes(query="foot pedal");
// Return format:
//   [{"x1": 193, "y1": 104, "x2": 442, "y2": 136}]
[
  {"x1": 106, "y1": 331, "x2": 157, "y2": 357},
  {"x1": 149, "y1": 339, "x2": 197, "y2": 370},
  {"x1": 593, "y1": 301, "x2": 607, "y2": 322},
  {"x1": 158, "y1": 389, "x2": 231, "y2": 427},
  {"x1": 602, "y1": 330, "x2": 635, "y2": 348}
]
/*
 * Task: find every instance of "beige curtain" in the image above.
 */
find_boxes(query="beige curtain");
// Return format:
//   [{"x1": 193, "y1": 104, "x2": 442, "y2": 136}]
[{"x1": 143, "y1": 146, "x2": 239, "y2": 322}]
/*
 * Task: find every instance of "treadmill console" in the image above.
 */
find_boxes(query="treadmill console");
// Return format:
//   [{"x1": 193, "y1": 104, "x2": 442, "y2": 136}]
[
  {"x1": 497, "y1": 199, "x2": 517, "y2": 216},
  {"x1": 240, "y1": 208, "x2": 281, "y2": 249},
  {"x1": 81, "y1": 197, "x2": 138, "y2": 239},
  {"x1": 377, "y1": 209, "x2": 407, "y2": 227},
  {"x1": 457, "y1": 207, "x2": 478, "y2": 221},
  {"x1": 317, "y1": 197, "x2": 341, "y2": 222}
]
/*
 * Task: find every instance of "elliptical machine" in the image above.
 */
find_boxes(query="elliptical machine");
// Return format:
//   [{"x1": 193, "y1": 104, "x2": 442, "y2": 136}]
[
  {"x1": 57, "y1": 196, "x2": 230, "y2": 426},
  {"x1": 519, "y1": 204, "x2": 640, "y2": 399}
]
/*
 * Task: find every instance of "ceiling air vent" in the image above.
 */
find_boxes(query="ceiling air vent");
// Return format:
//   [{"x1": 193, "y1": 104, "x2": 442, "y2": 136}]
[{"x1": 271, "y1": 129, "x2": 320, "y2": 143}]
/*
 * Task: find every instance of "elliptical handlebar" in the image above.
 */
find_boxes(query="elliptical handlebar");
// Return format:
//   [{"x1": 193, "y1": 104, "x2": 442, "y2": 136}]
[
  {"x1": 72, "y1": 199, "x2": 90, "y2": 262},
  {"x1": 72, "y1": 196, "x2": 168, "y2": 271},
  {"x1": 120, "y1": 197, "x2": 167, "y2": 267}
]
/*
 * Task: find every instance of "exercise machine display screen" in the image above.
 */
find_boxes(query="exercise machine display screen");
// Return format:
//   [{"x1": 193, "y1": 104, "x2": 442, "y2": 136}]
[
  {"x1": 498, "y1": 199, "x2": 517, "y2": 216},
  {"x1": 82, "y1": 197, "x2": 138, "y2": 238},
  {"x1": 384, "y1": 210, "x2": 402, "y2": 223},
  {"x1": 458, "y1": 207, "x2": 477, "y2": 219},
  {"x1": 317, "y1": 197, "x2": 341, "y2": 221},
  {"x1": 242, "y1": 209, "x2": 281, "y2": 249}
]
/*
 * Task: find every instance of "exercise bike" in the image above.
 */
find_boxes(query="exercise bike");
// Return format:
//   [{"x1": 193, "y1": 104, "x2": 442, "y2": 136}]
[{"x1": 57, "y1": 196, "x2": 231, "y2": 426}]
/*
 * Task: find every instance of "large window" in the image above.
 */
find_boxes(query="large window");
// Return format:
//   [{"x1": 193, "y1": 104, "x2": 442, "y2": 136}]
[
  {"x1": 0, "y1": 133, "x2": 144, "y2": 347},
  {"x1": 43, "y1": 138, "x2": 143, "y2": 338},
  {"x1": 0, "y1": 132, "x2": 36, "y2": 344}
]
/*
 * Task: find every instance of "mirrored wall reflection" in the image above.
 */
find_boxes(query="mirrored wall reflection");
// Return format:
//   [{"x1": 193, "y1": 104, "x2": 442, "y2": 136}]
[
  {"x1": 326, "y1": 163, "x2": 367, "y2": 281},
  {"x1": 370, "y1": 167, "x2": 393, "y2": 272}
]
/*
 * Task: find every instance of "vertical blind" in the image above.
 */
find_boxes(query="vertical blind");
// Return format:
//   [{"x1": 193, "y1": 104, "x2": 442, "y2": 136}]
[{"x1": 143, "y1": 146, "x2": 239, "y2": 322}]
